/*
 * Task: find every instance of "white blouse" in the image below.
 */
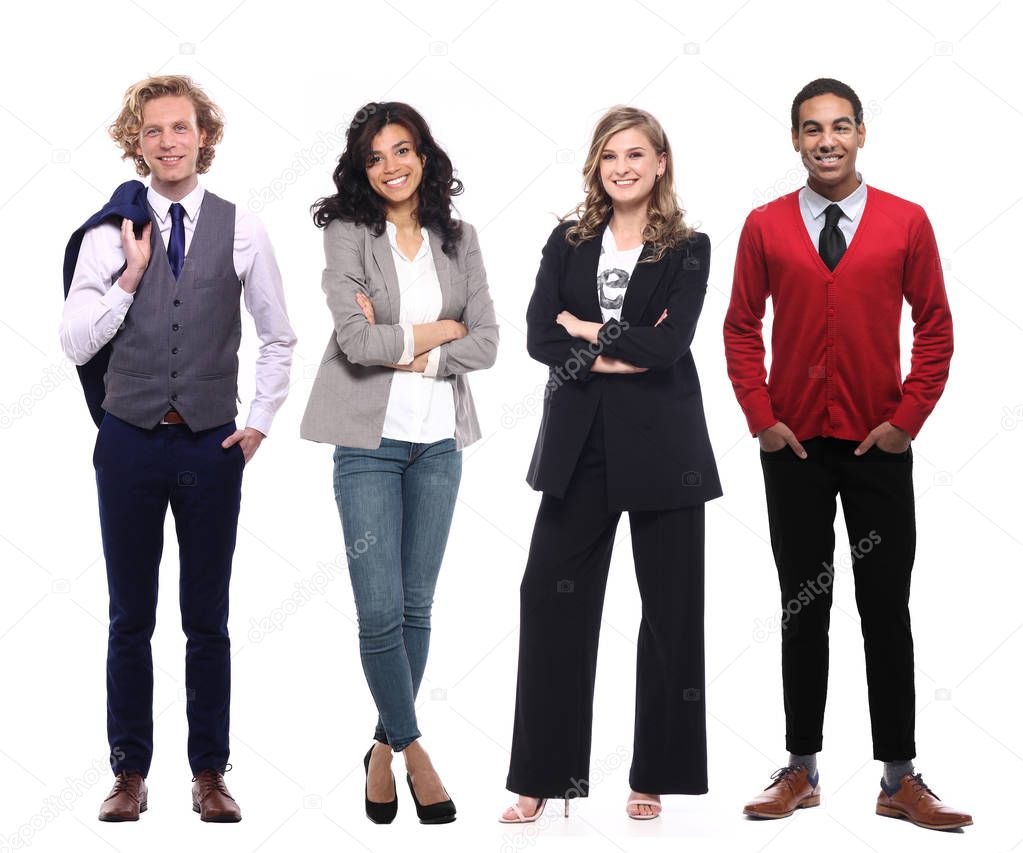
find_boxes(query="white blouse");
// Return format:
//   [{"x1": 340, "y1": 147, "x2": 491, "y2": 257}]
[{"x1": 379, "y1": 222, "x2": 457, "y2": 443}]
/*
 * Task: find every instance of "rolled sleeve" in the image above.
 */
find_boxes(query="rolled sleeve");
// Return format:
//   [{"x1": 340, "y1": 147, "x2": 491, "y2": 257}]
[
  {"x1": 397, "y1": 321, "x2": 415, "y2": 365},
  {"x1": 423, "y1": 345, "x2": 442, "y2": 378}
]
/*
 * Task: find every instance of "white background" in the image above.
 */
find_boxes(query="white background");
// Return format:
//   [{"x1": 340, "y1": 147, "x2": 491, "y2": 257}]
[{"x1": 2, "y1": 1, "x2": 1021, "y2": 851}]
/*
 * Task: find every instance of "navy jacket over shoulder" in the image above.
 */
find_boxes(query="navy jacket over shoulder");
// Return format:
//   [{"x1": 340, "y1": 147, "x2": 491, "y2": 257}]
[
  {"x1": 525, "y1": 221, "x2": 722, "y2": 511},
  {"x1": 63, "y1": 180, "x2": 152, "y2": 427}
]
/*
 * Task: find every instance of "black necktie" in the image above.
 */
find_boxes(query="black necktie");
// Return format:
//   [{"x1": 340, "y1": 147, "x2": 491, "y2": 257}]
[
  {"x1": 168, "y1": 202, "x2": 185, "y2": 279},
  {"x1": 818, "y1": 203, "x2": 846, "y2": 271}
]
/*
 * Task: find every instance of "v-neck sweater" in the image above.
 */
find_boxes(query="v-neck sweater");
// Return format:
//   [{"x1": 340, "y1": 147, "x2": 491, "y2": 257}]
[{"x1": 724, "y1": 186, "x2": 953, "y2": 441}]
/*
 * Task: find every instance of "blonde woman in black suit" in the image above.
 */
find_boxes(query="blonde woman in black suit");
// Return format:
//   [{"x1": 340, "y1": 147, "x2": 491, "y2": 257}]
[{"x1": 501, "y1": 106, "x2": 720, "y2": 823}]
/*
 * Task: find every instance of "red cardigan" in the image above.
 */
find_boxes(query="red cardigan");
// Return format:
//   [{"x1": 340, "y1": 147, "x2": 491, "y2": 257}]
[{"x1": 723, "y1": 187, "x2": 953, "y2": 441}]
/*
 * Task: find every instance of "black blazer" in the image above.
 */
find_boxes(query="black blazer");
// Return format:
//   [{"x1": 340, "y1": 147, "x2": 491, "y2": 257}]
[{"x1": 525, "y1": 221, "x2": 722, "y2": 511}]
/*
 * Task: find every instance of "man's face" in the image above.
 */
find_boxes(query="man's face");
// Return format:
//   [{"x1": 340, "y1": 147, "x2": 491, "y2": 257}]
[
  {"x1": 134, "y1": 95, "x2": 206, "y2": 193},
  {"x1": 792, "y1": 93, "x2": 865, "y2": 195}
]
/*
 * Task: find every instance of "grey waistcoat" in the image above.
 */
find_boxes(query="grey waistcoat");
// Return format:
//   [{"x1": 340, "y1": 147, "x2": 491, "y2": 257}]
[{"x1": 103, "y1": 191, "x2": 241, "y2": 432}]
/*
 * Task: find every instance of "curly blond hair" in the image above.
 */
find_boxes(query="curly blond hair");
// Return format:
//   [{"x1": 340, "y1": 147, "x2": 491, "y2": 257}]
[
  {"x1": 109, "y1": 75, "x2": 225, "y2": 176},
  {"x1": 564, "y1": 106, "x2": 692, "y2": 262}
]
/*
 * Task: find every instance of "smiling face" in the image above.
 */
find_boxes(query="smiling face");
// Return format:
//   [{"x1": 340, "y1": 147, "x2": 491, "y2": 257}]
[
  {"x1": 792, "y1": 93, "x2": 865, "y2": 200},
  {"x1": 134, "y1": 95, "x2": 206, "y2": 199},
  {"x1": 598, "y1": 126, "x2": 665, "y2": 210},
  {"x1": 364, "y1": 123, "x2": 425, "y2": 213}
]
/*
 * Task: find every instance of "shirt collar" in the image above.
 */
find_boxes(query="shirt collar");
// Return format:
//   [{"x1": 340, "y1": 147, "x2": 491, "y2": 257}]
[
  {"x1": 803, "y1": 173, "x2": 867, "y2": 222},
  {"x1": 147, "y1": 182, "x2": 205, "y2": 224},
  {"x1": 384, "y1": 220, "x2": 430, "y2": 261}
]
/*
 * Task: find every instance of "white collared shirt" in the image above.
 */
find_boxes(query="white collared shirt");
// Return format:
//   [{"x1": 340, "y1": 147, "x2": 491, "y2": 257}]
[
  {"x1": 798, "y1": 174, "x2": 868, "y2": 248},
  {"x1": 59, "y1": 183, "x2": 296, "y2": 435},
  {"x1": 380, "y1": 222, "x2": 456, "y2": 444}
]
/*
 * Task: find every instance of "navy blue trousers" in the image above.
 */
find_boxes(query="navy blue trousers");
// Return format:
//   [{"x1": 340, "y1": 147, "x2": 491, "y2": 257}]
[{"x1": 94, "y1": 413, "x2": 243, "y2": 776}]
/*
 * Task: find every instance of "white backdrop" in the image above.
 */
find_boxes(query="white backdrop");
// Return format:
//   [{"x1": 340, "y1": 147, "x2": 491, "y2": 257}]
[{"x1": 2, "y1": 1, "x2": 1021, "y2": 851}]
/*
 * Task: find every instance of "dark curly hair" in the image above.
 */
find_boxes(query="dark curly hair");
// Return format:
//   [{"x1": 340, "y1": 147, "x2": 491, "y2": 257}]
[
  {"x1": 312, "y1": 102, "x2": 463, "y2": 257},
  {"x1": 791, "y1": 78, "x2": 863, "y2": 130}
]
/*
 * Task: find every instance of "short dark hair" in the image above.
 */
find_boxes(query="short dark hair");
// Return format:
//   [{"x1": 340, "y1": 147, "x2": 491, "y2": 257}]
[{"x1": 791, "y1": 78, "x2": 863, "y2": 130}]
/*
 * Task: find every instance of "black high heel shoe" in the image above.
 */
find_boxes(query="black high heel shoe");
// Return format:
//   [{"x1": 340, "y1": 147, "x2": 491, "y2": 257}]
[
  {"x1": 363, "y1": 746, "x2": 397, "y2": 824},
  {"x1": 406, "y1": 772, "x2": 456, "y2": 824}
]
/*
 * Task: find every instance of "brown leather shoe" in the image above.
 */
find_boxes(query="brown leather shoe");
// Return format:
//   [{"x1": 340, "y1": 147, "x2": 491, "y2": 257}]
[
  {"x1": 98, "y1": 771, "x2": 147, "y2": 821},
  {"x1": 743, "y1": 765, "x2": 821, "y2": 819},
  {"x1": 192, "y1": 769, "x2": 242, "y2": 822},
  {"x1": 876, "y1": 773, "x2": 972, "y2": 830}
]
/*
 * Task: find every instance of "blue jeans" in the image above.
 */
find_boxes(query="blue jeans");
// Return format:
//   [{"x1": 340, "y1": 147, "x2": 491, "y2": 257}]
[{"x1": 333, "y1": 437, "x2": 461, "y2": 751}]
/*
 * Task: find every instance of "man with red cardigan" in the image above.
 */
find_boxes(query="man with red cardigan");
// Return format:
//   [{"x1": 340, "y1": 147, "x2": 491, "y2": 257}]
[{"x1": 724, "y1": 78, "x2": 970, "y2": 831}]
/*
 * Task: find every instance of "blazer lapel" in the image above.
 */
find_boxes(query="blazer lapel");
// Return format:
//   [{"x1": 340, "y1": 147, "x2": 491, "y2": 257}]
[
  {"x1": 620, "y1": 243, "x2": 667, "y2": 325},
  {"x1": 574, "y1": 227, "x2": 605, "y2": 322},
  {"x1": 370, "y1": 229, "x2": 400, "y2": 322},
  {"x1": 428, "y1": 229, "x2": 453, "y2": 319}
]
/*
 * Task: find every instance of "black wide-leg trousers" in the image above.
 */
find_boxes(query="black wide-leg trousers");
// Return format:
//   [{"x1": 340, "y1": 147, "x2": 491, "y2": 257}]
[
  {"x1": 760, "y1": 437, "x2": 916, "y2": 761},
  {"x1": 507, "y1": 409, "x2": 707, "y2": 798}
]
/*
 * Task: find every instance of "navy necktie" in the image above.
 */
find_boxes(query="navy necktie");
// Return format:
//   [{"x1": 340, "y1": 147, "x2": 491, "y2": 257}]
[
  {"x1": 818, "y1": 203, "x2": 846, "y2": 271},
  {"x1": 168, "y1": 202, "x2": 185, "y2": 279}
]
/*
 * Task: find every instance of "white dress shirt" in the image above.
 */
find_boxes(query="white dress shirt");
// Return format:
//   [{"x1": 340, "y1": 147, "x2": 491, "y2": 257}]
[
  {"x1": 380, "y1": 222, "x2": 456, "y2": 443},
  {"x1": 59, "y1": 183, "x2": 296, "y2": 436},
  {"x1": 798, "y1": 173, "x2": 868, "y2": 248}
]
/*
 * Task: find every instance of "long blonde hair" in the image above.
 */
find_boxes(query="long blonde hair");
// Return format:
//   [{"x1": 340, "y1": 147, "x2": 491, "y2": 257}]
[
  {"x1": 564, "y1": 106, "x2": 692, "y2": 262},
  {"x1": 109, "y1": 75, "x2": 225, "y2": 177}
]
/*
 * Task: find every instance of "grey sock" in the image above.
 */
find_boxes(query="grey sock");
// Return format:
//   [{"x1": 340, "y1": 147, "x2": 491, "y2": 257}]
[
  {"x1": 882, "y1": 760, "x2": 915, "y2": 790},
  {"x1": 788, "y1": 753, "x2": 817, "y2": 775}
]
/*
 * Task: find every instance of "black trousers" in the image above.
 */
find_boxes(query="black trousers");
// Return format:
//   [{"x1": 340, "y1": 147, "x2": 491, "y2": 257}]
[
  {"x1": 507, "y1": 408, "x2": 707, "y2": 798},
  {"x1": 761, "y1": 437, "x2": 916, "y2": 760},
  {"x1": 94, "y1": 413, "x2": 244, "y2": 776}
]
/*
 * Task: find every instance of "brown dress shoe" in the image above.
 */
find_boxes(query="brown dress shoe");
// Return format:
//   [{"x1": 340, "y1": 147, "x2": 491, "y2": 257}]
[
  {"x1": 192, "y1": 769, "x2": 242, "y2": 822},
  {"x1": 98, "y1": 771, "x2": 147, "y2": 821},
  {"x1": 876, "y1": 773, "x2": 972, "y2": 830},
  {"x1": 743, "y1": 765, "x2": 821, "y2": 819}
]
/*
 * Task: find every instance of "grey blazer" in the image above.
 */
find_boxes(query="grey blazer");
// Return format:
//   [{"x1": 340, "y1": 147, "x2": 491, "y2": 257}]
[{"x1": 300, "y1": 218, "x2": 499, "y2": 449}]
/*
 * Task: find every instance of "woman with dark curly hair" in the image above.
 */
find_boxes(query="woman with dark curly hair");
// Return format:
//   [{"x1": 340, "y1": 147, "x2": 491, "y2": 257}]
[
  {"x1": 302, "y1": 102, "x2": 498, "y2": 825},
  {"x1": 500, "y1": 106, "x2": 720, "y2": 823}
]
